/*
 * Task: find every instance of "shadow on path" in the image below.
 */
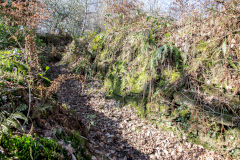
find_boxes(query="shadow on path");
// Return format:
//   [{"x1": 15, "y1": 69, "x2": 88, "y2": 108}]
[{"x1": 49, "y1": 63, "x2": 149, "y2": 160}]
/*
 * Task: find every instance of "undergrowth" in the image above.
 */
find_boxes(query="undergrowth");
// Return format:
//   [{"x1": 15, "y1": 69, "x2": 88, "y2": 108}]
[
  {"x1": 0, "y1": 130, "x2": 91, "y2": 160},
  {"x1": 0, "y1": 134, "x2": 69, "y2": 159},
  {"x1": 0, "y1": 1, "x2": 90, "y2": 159},
  {"x1": 61, "y1": 1, "x2": 240, "y2": 158}
]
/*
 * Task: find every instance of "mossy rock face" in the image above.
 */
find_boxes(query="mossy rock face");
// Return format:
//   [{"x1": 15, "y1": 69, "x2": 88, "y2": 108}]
[
  {"x1": 103, "y1": 53, "x2": 150, "y2": 97},
  {"x1": 100, "y1": 33, "x2": 185, "y2": 120},
  {"x1": 103, "y1": 58, "x2": 149, "y2": 96}
]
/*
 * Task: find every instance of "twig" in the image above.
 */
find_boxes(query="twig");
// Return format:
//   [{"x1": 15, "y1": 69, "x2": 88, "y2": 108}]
[
  {"x1": 80, "y1": 135, "x2": 88, "y2": 140},
  {"x1": 27, "y1": 83, "x2": 31, "y2": 120}
]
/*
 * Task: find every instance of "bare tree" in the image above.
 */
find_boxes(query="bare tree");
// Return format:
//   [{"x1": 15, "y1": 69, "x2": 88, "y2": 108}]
[
  {"x1": 81, "y1": 0, "x2": 89, "y2": 34},
  {"x1": 40, "y1": 0, "x2": 105, "y2": 35},
  {"x1": 41, "y1": 0, "x2": 85, "y2": 35}
]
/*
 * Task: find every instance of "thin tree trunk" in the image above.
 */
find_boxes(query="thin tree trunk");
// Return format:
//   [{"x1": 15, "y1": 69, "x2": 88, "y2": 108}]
[{"x1": 81, "y1": 0, "x2": 88, "y2": 35}]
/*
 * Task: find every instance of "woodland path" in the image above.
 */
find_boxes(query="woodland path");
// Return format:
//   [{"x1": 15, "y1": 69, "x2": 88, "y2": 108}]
[{"x1": 49, "y1": 62, "x2": 224, "y2": 160}]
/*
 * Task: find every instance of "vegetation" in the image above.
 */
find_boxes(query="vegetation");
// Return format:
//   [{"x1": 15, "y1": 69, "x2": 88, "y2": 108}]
[
  {"x1": 0, "y1": 131, "x2": 91, "y2": 160},
  {"x1": 0, "y1": 0, "x2": 89, "y2": 159},
  {"x1": 62, "y1": 0, "x2": 240, "y2": 158},
  {"x1": 0, "y1": 134, "x2": 69, "y2": 159},
  {"x1": 0, "y1": 0, "x2": 240, "y2": 159}
]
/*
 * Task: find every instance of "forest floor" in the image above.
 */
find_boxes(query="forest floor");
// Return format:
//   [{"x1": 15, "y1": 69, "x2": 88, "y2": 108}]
[{"x1": 49, "y1": 62, "x2": 225, "y2": 160}]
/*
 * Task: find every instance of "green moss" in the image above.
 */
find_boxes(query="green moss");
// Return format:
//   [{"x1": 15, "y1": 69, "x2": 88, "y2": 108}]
[
  {"x1": 127, "y1": 72, "x2": 148, "y2": 93},
  {"x1": 90, "y1": 33, "x2": 105, "y2": 52},
  {"x1": 163, "y1": 69, "x2": 181, "y2": 83},
  {"x1": 0, "y1": 134, "x2": 69, "y2": 160},
  {"x1": 159, "y1": 105, "x2": 169, "y2": 114},
  {"x1": 170, "y1": 109, "x2": 179, "y2": 119},
  {"x1": 179, "y1": 108, "x2": 190, "y2": 117},
  {"x1": 103, "y1": 61, "x2": 128, "y2": 97},
  {"x1": 196, "y1": 41, "x2": 209, "y2": 52},
  {"x1": 0, "y1": 131, "x2": 91, "y2": 160},
  {"x1": 164, "y1": 33, "x2": 171, "y2": 38}
]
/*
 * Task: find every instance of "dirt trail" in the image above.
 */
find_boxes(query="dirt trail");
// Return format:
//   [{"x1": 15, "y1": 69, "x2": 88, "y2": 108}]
[{"x1": 50, "y1": 62, "x2": 224, "y2": 160}]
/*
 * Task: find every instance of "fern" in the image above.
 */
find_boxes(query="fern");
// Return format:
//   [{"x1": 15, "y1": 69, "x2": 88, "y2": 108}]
[
  {"x1": 151, "y1": 44, "x2": 183, "y2": 69},
  {"x1": 0, "y1": 49, "x2": 28, "y2": 84},
  {"x1": 0, "y1": 110, "x2": 27, "y2": 136},
  {"x1": 15, "y1": 104, "x2": 28, "y2": 112}
]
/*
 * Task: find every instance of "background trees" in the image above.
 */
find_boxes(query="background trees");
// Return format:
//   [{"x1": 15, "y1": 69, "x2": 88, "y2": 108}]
[{"x1": 40, "y1": 0, "x2": 105, "y2": 35}]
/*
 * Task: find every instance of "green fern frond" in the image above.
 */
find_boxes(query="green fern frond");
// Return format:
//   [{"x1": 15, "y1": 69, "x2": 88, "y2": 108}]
[
  {"x1": 0, "y1": 123, "x2": 10, "y2": 134},
  {"x1": 15, "y1": 104, "x2": 28, "y2": 112},
  {"x1": 4, "y1": 118, "x2": 21, "y2": 130},
  {"x1": 0, "y1": 111, "x2": 27, "y2": 136},
  {"x1": 39, "y1": 104, "x2": 53, "y2": 113},
  {"x1": 10, "y1": 112, "x2": 28, "y2": 123}
]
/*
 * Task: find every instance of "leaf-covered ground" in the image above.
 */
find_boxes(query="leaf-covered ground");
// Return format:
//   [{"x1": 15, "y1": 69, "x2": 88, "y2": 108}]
[{"x1": 49, "y1": 62, "x2": 226, "y2": 160}]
